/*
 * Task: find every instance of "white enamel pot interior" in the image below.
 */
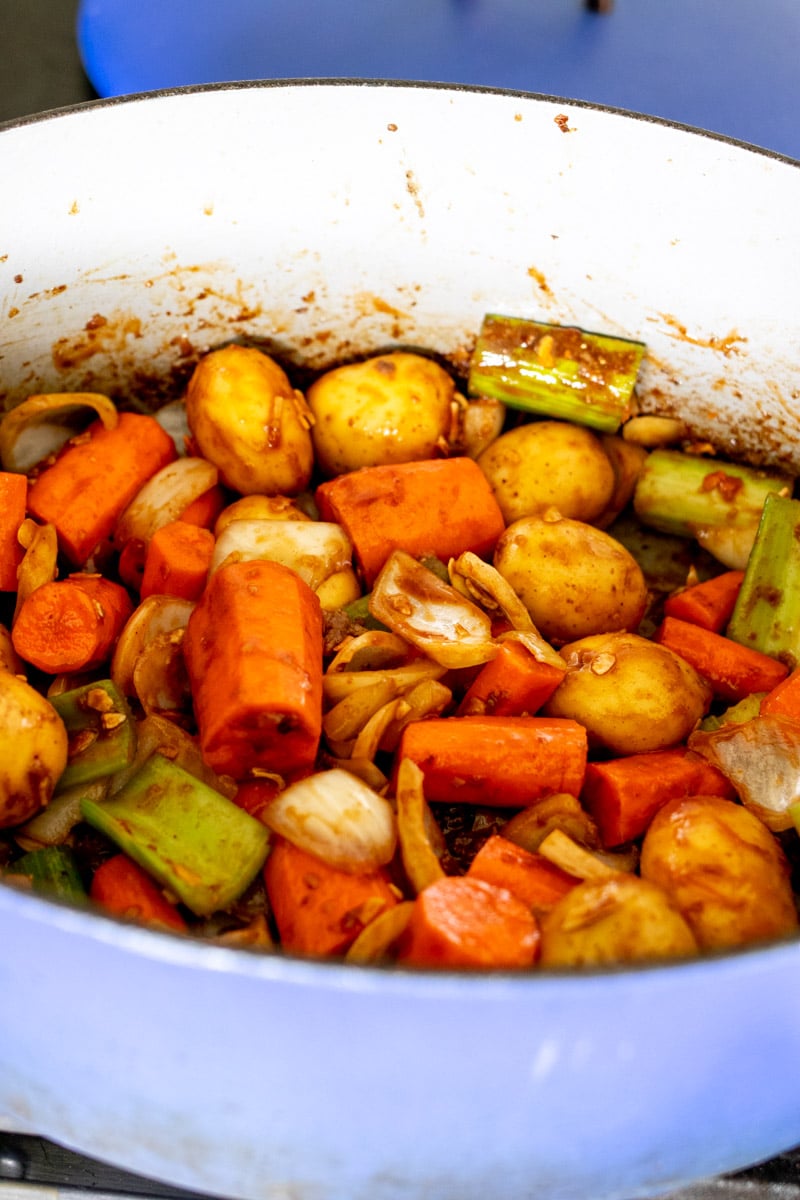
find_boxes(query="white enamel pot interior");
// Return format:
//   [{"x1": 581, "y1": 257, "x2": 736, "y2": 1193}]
[{"x1": 1, "y1": 81, "x2": 800, "y2": 1200}]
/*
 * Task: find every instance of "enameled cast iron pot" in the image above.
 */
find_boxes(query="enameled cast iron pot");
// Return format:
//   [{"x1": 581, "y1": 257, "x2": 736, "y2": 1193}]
[{"x1": 1, "y1": 81, "x2": 800, "y2": 1200}]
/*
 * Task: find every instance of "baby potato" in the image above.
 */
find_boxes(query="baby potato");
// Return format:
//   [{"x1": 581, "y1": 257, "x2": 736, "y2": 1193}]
[
  {"x1": 544, "y1": 631, "x2": 711, "y2": 754},
  {"x1": 540, "y1": 874, "x2": 698, "y2": 967},
  {"x1": 477, "y1": 420, "x2": 616, "y2": 525},
  {"x1": 214, "y1": 493, "x2": 312, "y2": 537},
  {"x1": 640, "y1": 794, "x2": 799, "y2": 951},
  {"x1": 185, "y1": 344, "x2": 314, "y2": 496},
  {"x1": 306, "y1": 351, "x2": 456, "y2": 476},
  {"x1": 0, "y1": 672, "x2": 68, "y2": 828},
  {"x1": 493, "y1": 513, "x2": 648, "y2": 644}
]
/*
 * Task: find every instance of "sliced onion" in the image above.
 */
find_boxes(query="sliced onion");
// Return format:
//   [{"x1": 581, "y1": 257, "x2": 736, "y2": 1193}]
[
  {"x1": 395, "y1": 757, "x2": 446, "y2": 894},
  {"x1": 322, "y1": 756, "x2": 389, "y2": 793},
  {"x1": 323, "y1": 660, "x2": 447, "y2": 705},
  {"x1": 695, "y1": 523, "x2": 757, "y2": 570},
  {"x1": 323, "y1": 678, "x2": 403, "y2": 743},
  {"x1": 0, "y1": 392, "x2": 118, "y2": 473},
  {"x1": 153, "y1": 398, "x2": 191, "y2": 456},
  {"x1": 131, "y1": 629, "x2": 192, "y2": 723},
  {"x1": 370, "y1": 549, "x2": 497, "y2": 669},
  {"x1": 378, "y1": 679, "x2": 453, "y2": 753},
  {"x1": 538, "y1": 829, "x2": 620, "y2": 882},
  {"x1": 13, "y1": 520, "x2": 59, "y2": 622},
  {"x1": 262, "y1": 768, "x2": 397, "y2": 873},
  {"x1": 113, "y1": 457, "x2": 219, "y2": 548},
  {"x1": 108, "y1": 713, "x2": 237, "y2": 799},
  {"x1": 111, "y1": 595, "x2": 195, "y2": 698},
  {"x1": 689, "y1": 714, "x2": 800, "y2": 831},
  {"x1": 15, "y1": 779, "x2": 108, "y2": 850},
  {"x1": 0, "y1": 623, "x2": 24, "y2": 675},
  {"x1": 351, "y1": 697, "x2": 408, "y2": 762},
  {"x1": 345, "y1": 900, "x2": 415, "y2": 962},
  {"x1": 211, "y1": 519, "x2": 353, "y2": 592},
  {"x1": 326, "y1": 631, "x2": 411, "y2": 674},
  {"x1": 450, "y1": 551, "x2": 565, "y2": 669}
]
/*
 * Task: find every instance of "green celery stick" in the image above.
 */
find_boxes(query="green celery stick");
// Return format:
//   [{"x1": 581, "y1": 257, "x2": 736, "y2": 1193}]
[
  {"x1": 727, "y1": 492, "x2": 800, "y2": 670},
  {"x1": 633, "y1": 449, "x2": 791, "y2": 540},
  {"x1": 699, "y1": 692, "x2": 766, "y2": 732},
  {"x1": 51, "y1": 680, "x2": 136, "y2": 792},
  {"x1": 80, "y1": 754, "x2": 270, "y2": 916},
  {"x1": 6, "y1": 846, "x2": 86, "y2": 903},
  {"x1": 467, "y1": 314, "x2": 645, "y2": 433}
]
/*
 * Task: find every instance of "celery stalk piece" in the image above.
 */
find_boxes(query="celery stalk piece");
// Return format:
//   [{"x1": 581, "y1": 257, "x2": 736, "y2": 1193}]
[
  {"x1": 633, "y1": 449, "x2": 792, "y2": 556},
  {"x1": 80, "y1": 754, "x2": 270, "y2": 916},
  {"x1": 698, "y1": 692, "x2": 767, "y2": 732},
  {"x1": 727, "y1": 492, "x2": 800, "y2": 670},
  {"x1": 50, "y1": 680, "x2": 136, "y2": 793},
  {"x1": 6, "y1": 846, "x2": 86, "y2": 903},
  {"x1": 467, "y1": 314, "x2": 645, "y2": 433}
]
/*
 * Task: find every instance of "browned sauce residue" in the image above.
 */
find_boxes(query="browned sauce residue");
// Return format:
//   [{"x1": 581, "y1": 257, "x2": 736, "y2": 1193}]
[
  {"x1": 554, "y1": 114, "x2": 573, "y2": 133},
  {"x1": 405, "y1": 170, "x2": 425, "y2": 220},
  {"x1": 527, "y1": 266, "x2": 552, "y2": 296},
  {"x1": 52, "y1": 312, "x2": 143, "y2": 370},
  {"x1": 658, "y1": 313, "x2": 746, "y2": 357}
]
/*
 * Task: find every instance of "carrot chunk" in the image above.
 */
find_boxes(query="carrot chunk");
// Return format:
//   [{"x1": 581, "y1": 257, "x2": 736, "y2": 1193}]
[
  {"x1": 263, "y1": 836, "x2": 399, "y2": 957},
  {"x1": 0, "y1": 472, "x2": 27, "y2": 591},
  {"x1": 467, "y1": 833, "x2": 578, "y2": 913},
  {"x1": 179, "y1": 483, "x2": 227, "y2": 529},
  {"x1": 397, "y1": 875, "x2": 540, "y2": 968},
  {"x1": 761, "y1": 666, "x2": 800, "y2": 723},
  {"x1": 182, "y1": 558, "x2": 324, "y2": 778},
  {"x1": 315, "y1": 457, "x2": 505, "y2": 586},
  {"x1": 90, "y1": 853, "x2": 187, "y2": 932},
  {"x1": 397, "y1": 715, "x2": 587, "y2": 807},
  {"x1": 140, "y1": 520, "x2": 214, "y2": 601},
  {"x1": 27, "y1": 412, "x2": 177, "y2": 566},
  {"x1": 12, "y1": 573, "x2": 134, "y2": 674},
  {"x1": 457, "y1": 639, "x2": 566, "y2": 716},
  {"x1": 663, "y1": 570, "x2": 745, "y2": 632},
  {"x1": 581, "y1": 747, "x2": 738, "y2": 848},
  {"x1": 654, "y1": 615, "x2": 789, "y2": 701}
]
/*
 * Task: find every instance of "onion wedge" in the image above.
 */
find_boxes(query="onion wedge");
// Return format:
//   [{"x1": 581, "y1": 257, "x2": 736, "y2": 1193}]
[
  {"x1": 13, "y1": 519, "x2": 59, "y2": 622},
  {"x1": 689, "y1": 714, "x2": 800, "y2": 831},
  {"x1": 262, "y1": 768, "x2": 397, "y2": 873},
  {"x1": 113, "y1": 457, "x2": 219, "y2": 549},
  {"x1": 111, "y1": 595, "x2": 195, "y2": 698},
  {"x1": 211, "y1": 518, "x2": 353, "y2": 592},
  {"x1": 345, "y1": 900, "x2": 415, "y2": 963},
  {"x1": 0, "y1": 392, "x2": 118, "y2": 473},
  {"x1": 370, "y1": 549, "x2": 497, "y2": 670},
  {"x1": 449, "y1": 551, "x2": 564, "y2": 669},
  {"x1": 395, "y1": 757, "x2": 446, "y2": 894}
]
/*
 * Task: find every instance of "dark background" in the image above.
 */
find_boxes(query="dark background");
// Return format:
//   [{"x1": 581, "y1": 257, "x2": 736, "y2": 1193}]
[{"x1": 1, "y1": 0, "x2": 96, "y2": 123}]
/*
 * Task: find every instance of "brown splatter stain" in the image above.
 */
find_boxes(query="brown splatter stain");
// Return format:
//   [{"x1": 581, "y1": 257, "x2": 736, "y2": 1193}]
[
  {"x1": 387, "y1": 123, "x2": 398, "y2": 132},
  {"x1": 405, "y1": 169, "x2": 425, "y2": 220},
  {"x1": 554, "y1": 114, "x2": 573, "y2": 133},
  {"x1": 52, "y1": 312, "x2": 143, "y2": 370},
  {"x1": 514, "y1": 113, "x2": 523, "y2": 122},
  {"x1": 657, "y1": 313, "x2": 746, "y2": 357},
  {"x1": 527, "y1": 266, "x2": 552, "y2": 296},
  {"x1": 69, "y1": 200, "x2": 79, "y2": 215}
]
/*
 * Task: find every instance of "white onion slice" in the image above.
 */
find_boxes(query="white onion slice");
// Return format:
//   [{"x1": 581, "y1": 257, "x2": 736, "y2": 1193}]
[
  {"x1": 322, "y1": 660, "x2": 447, "y2": 704},
  {"x1": 113, "y1": 457, "x2": 219, "y2": 548},
  {"x1": 211, "y1": 519, "x2": 352, "y2": 591},
  {"x1": 262, "y1": 768, "x2": 397, "y2": 873},
  {"x1": 111, "y1": 595, "x2": 195, "y2": 698},
  {"x1": 689, "y1": 714, "x2": 800, "y2": 831},
  {"x1": 13, "y1": 520, "x2": 59, "y2": 622},
  {"x1": 0, "y1": 392, "x2": 118, "y2": 473},
  {"x1": 153, "y1": 398, "x2": 191, "y2": 456},
  {"x1": 695, "y1": 523, "x2": 757, "y2": 570},
  {"x1": 395, "y1": 757, "x2": 446, "y2": 894},
  {"x1": 131, "y1": 630, "x2": 192, "y2": 721},
  {"x1": 369, "y1": 549, "x2": 497, "y2": 669}
]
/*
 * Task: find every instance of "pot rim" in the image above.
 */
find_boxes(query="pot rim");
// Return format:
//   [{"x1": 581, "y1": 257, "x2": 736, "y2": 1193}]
[{"x1": 1, "y1": 77, "x2": 798, "y2": 169}]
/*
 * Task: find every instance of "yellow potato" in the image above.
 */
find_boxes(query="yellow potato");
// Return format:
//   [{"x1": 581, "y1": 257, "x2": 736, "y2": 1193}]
[
  {"x1": 315, "y1": 566, "x2": 362, "y2": 610},
  {"x1": 214, "y1": 493, "x2": 312, "y2": 537},
  {"x1": 477, "y1": 420, "x2": 616, "y2": 525},
  {"x1": 540, "y1": 874, "x2": 698, "y2": 966},
  {"x1": 544, "y1": 631, "x2": 711, "y2": 754},
  {"x1": 640, "y1": 794, "x2": 799, "y2": 951},
  {"x1": 493, "y1": 513, "x2": 648, "y2": 644},
  {"x1": 307, "y1": 351, "x2": 456, "y2": 476},
  {"x1": 0, "y1": 673, "x2": 68, "y2": 828},
  {"x1": 185, "y1": 344, "x2": 314, "y2": 495}
]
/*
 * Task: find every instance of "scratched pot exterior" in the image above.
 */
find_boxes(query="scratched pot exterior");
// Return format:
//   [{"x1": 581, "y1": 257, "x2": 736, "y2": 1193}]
[{"x1": 1, "y1": 82, "x2": 800, "y2": 1200}]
